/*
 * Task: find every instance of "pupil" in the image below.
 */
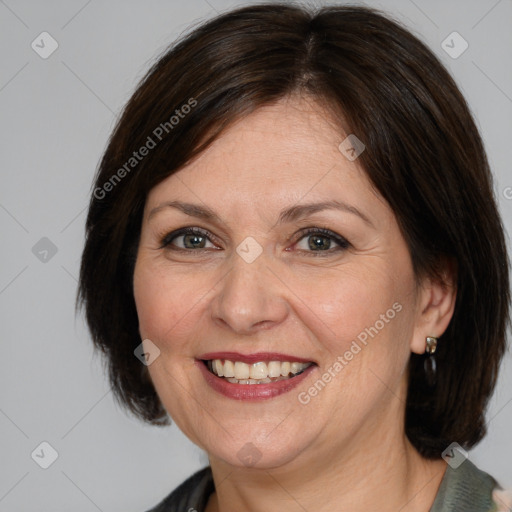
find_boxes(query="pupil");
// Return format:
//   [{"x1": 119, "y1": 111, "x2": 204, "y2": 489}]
[
  {"x1": 184, "y1": 234, "x2": 205, "y2": 249},
  {"x1": 309, "y1": 235, "x2": 330, "y2": 250}
]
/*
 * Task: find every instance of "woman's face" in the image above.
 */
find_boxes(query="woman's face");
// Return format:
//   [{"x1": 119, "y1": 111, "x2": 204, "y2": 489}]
[{"x1": 133, "y1": 96, "x2": 430, "y2": 470}]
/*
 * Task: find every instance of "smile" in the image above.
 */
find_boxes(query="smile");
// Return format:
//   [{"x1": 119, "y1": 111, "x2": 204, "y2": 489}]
[
  {"x1": 196, "y1": 352, "x2": 317, "y2": 400},
  {"x1": 206, "y1": 359, "x2": 313, "y2": 384}
]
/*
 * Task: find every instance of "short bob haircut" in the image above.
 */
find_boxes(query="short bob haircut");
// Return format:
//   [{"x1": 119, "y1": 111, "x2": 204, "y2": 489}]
[{"x1": 78, "y1": 3, "x2": 510, "y2": 459}]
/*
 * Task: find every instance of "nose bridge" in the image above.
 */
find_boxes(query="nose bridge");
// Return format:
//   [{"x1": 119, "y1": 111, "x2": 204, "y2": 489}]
[{"x1": 211, "y1": 246, "x2": 287, "y2": 333}]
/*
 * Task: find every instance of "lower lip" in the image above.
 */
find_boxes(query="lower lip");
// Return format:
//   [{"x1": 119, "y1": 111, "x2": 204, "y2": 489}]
[{"x1": 196, "y1": 360, "x2": 316, "y2": 401}]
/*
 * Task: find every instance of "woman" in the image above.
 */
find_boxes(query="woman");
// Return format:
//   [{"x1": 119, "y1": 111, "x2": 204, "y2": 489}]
[{"x1": 78, "y1": 4, "x2": 511, "y2": 511}]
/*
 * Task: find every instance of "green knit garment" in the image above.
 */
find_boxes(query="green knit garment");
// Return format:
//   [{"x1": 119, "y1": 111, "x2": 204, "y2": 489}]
[{"x1": 430, "y1": 459, "x2": 498, "y2": 512}]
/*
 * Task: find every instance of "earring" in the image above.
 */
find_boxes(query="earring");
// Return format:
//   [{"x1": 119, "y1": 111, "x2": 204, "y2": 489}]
[{"x1": 424, "y1": 336, "x2": 438, "y2": 387}]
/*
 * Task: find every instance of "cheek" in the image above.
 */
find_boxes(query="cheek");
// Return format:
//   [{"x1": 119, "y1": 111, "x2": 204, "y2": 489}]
[
  {"x1": 133, "y1": 258, "x2": 199, "y2": 348},
  {"x1": 294, "y1": 257, "x2": 415, "y2": 367},
  {"x1": 298, "y1": 269, "x2": 397, "y2": 338}
]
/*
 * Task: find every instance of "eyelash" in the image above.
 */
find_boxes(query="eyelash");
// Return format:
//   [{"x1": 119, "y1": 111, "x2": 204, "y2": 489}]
[{"x1": 158, "y1": 227, "x2": 350, "y2": 256}]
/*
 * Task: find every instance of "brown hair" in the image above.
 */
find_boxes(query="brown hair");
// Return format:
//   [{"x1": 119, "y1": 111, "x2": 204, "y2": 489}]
[{"x1": 77, "y1": 3, "x2": 510, "y2": 458}]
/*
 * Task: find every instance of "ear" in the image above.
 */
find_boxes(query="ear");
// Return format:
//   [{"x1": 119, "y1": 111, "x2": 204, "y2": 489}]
[{"x1": 410, "y1": 257, "x2": 457, "y2": 355}]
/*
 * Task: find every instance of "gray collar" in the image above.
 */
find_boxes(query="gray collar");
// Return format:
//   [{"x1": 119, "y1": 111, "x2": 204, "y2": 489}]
[{"x1": 429, "y1": 459, "x2": 497, "y2": 512}]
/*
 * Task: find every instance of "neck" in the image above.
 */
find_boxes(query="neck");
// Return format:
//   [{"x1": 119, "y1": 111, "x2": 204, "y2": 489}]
[{"x1": 205, "y1": 402, "x2": 447, "y2": 512}]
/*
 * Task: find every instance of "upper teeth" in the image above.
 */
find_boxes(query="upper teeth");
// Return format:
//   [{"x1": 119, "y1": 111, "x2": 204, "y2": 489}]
[{"x1": 209, "y1": 359, "x2": 312, "y2": 379}]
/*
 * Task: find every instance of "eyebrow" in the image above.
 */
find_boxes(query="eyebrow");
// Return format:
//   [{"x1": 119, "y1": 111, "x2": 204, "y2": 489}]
[
  {"x1": 148, "y1": 201, "x2": 222, "y2": 223},
  {"x1": 147, "y1": 199, "x2": 373, "y2": 227},
  {"x1": 277, "y1": 200, "x2": 373, "y2": 227}
]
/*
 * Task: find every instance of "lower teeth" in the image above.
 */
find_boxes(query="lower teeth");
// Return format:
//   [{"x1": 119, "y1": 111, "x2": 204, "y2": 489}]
[{"x1": 224, "y1": 375, "x2": 294, "y2": 385}]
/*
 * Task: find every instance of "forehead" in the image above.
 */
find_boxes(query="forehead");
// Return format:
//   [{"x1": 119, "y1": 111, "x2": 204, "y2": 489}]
[
  {"x1": 144, "y1": 96, "x2": 387, "y2": 221},
  {"x1": 188, "y1": 97, "x2": 347, "y2": 175}
]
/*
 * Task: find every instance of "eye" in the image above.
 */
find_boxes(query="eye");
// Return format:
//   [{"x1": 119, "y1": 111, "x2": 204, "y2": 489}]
[
  {"x1": 158, "y1": 226, "x2": 349, "y2": 255},
  {"x1": 293, "y1": 227, "x2": 350, "y2": 255},
  {"x1": 159, "y1": 227, "x2": 218, "y2": 250}
]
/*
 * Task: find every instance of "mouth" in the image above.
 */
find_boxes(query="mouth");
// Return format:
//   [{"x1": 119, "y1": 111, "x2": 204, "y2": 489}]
[
  {"x1": 204, "y1": 359, "x2": 313, "y2": 384},
  {"x1": 196, "y1": 352, "x2": 317, "y2": 400}
]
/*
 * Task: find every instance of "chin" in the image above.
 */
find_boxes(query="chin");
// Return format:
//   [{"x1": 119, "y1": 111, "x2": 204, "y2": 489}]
[{"x1": 199, "y1": 424, "x2": 314, "y2": 470}]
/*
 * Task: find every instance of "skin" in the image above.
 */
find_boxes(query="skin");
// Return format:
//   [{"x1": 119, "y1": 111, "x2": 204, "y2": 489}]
[{"x1": 133, "y1": 94, "x2": 457, "y2": 512}]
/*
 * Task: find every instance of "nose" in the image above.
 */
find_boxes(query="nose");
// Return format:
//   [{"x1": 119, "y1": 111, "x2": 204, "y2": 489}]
[{"x1": 210, "y1": 251, "x2": 289, "y2": 335}]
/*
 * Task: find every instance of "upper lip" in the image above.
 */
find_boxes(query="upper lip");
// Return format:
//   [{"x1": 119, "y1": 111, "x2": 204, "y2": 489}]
[{"x1": 197, "y1": 352, "x2": 315, "y2": 364}]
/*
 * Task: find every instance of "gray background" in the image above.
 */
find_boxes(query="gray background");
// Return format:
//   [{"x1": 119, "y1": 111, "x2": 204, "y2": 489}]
[{"x1": 1, "y1": 0, "x2": 511, "y2": 510}]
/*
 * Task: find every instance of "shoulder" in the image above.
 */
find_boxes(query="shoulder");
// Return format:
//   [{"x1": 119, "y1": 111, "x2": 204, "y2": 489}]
[
  {"x1": 144, "y1": 466, "x2": 214, "y2": 512},
  {"x1": 431, "y1": 459, "x2": 510, "y2": 512}
]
